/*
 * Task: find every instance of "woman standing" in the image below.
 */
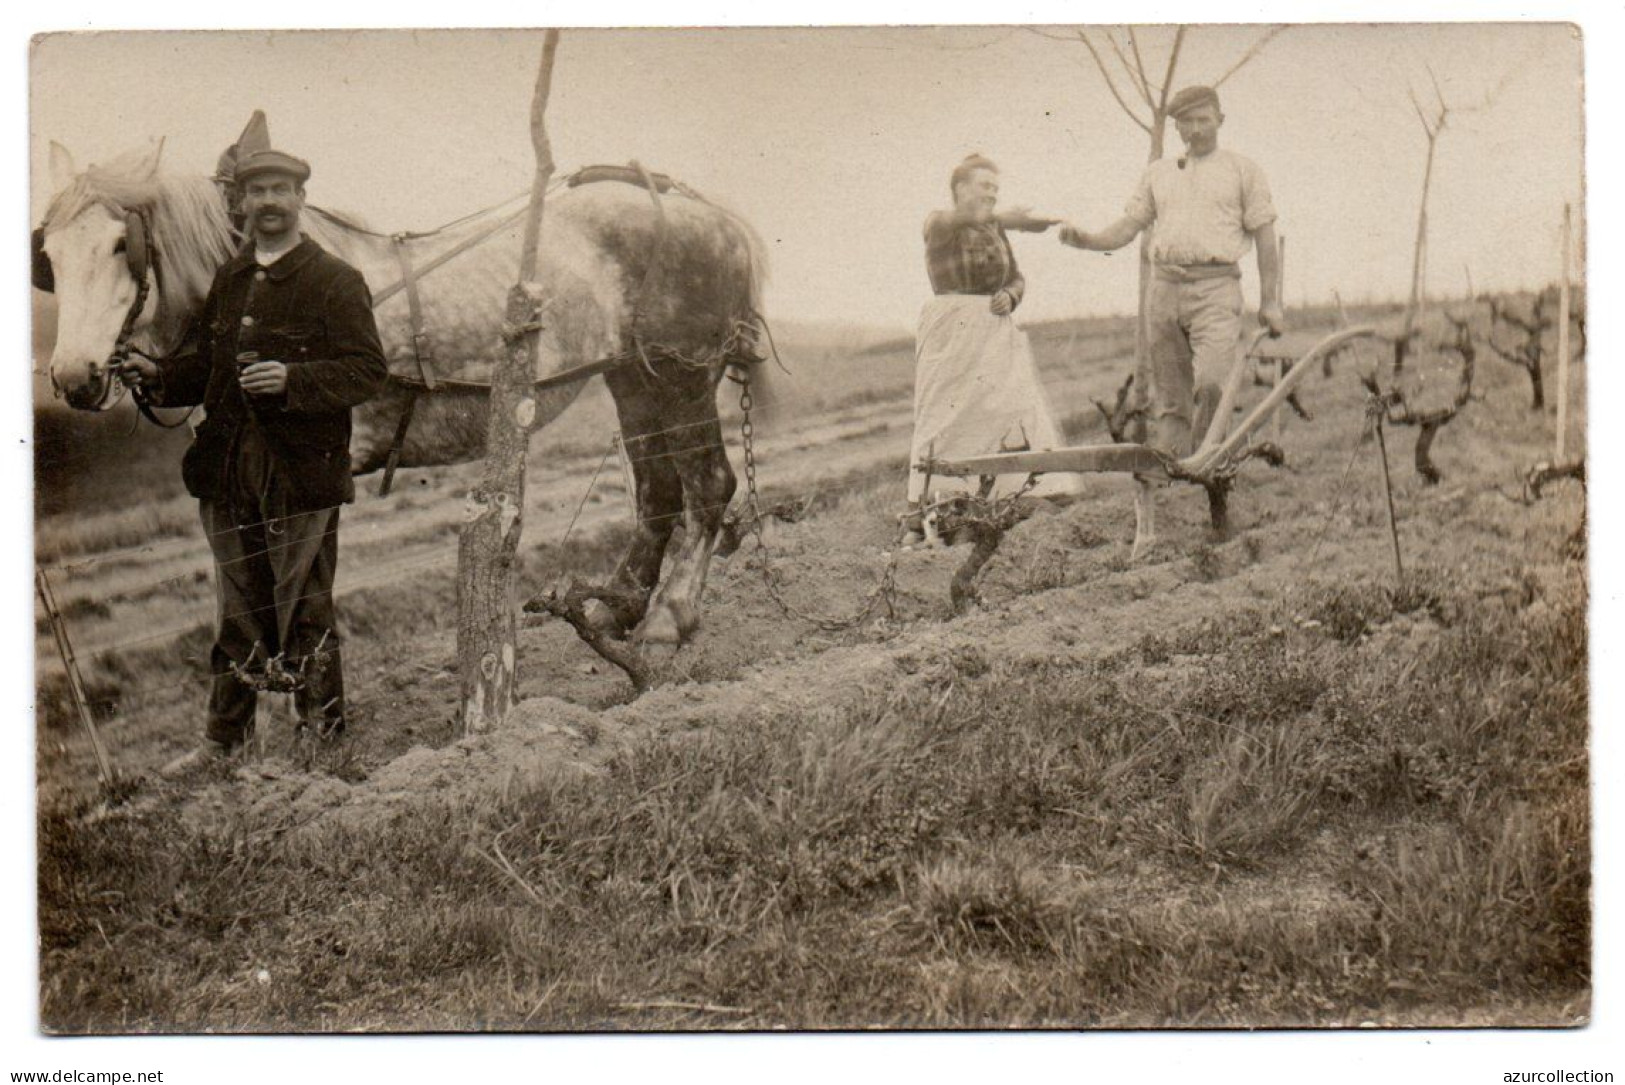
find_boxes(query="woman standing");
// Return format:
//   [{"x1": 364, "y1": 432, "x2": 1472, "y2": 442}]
[{"x1": 907, "y1": 154, "x2": 1077, "y2": 541}]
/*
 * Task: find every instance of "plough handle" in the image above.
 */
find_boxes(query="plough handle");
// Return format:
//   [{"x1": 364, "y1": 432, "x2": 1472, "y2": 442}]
[
  {"x1": 1184, "y1": 325, "x2": 1379, "y2": 477},
  {"x1": 1197, "y1": 326, "x2": 1274, "y2": 455}
]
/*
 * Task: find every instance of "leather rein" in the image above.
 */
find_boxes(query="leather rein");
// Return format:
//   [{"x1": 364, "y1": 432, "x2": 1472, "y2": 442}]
[{"x1": 108, "y1": 207, "x2": 197, "y2": 429}]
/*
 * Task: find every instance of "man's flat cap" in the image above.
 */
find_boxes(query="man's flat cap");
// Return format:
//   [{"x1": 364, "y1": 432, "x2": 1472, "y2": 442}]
[
  {"x1": 1167, "y1": 85, "x2": 1221, "y2": 118},
  {"x1": 234, "y1": 149, "x2": 311, "y2": 185}
]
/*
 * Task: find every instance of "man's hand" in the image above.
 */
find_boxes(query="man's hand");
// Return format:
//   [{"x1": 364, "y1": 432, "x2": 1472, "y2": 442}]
[
  {"x1": 116, "y1": 357, "x2": 159, "y2": 388},
  {"x1": 1058, "y1": 223, "x2": 1090, "y2": 249},
  {"x1": 1258, "y1": 302, "x2": 1286, "y2": 338},
  {"x1": 997, "y1": 206, "x2": 1061, "y2": 233},
  {"x1": 990, "y1": 290, "x2": 1014, "y2": 316},
  {"x1": 240, "y1": 360, "x2": 288, "y2": 397}
]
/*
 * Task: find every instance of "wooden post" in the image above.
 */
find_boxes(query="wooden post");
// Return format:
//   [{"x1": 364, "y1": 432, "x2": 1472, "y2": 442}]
[
  {"x1": 1556, "y1": 203, "x2": 1572, "y2": 462},
  {"x1": 1403, "y1": 121, "x2": 1440, "y2": 348},
  {"x1": 612, "y1": 432, "x2": 639, "y2": 519},
  {"x1": 36, "y1": 569, "x2": 115, "y2": 786},
  {"x1": 1374, "y1": 417, "x2": 1405, "y2": 585},
  {"x1": 456, "y1": 30, "x2": 561, "y2": 735},
  {"x1": 1270, "y1": 235, "x2": 1287, "y2": 442}
]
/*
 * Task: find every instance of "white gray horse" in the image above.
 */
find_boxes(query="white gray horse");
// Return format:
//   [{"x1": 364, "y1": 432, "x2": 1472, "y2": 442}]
[{"x1": 38, "y1": 141, "x2": 769, "y2": 643}]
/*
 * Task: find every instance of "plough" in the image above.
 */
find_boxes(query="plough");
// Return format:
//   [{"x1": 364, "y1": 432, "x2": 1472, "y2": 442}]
[
  {"x1": 925, "y1": 324, "x2": 1381, "y2": 535},
  {"x1": 535, "y1": 323, "x2": 1385, "y2": 693}
]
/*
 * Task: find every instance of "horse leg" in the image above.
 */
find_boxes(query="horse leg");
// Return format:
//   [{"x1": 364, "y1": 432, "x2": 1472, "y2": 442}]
[
  {"x1": 594, "y1": 375, "x2": 684, "y2": 635},
  {"x1": 1131, "y1": 477, "x2": 1159, "y2": 562},
  {"x1": 638, "y1": 384, "x2": 734, "y2": 646}
]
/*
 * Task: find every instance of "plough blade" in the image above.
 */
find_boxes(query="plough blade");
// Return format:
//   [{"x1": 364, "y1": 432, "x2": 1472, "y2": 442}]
[
  {"x1": 927, "y1": 444, "x2": 1170, "y2": 478},
  {"x1": 928, "y1": 326, "x2": 1379, "y2": 486}
]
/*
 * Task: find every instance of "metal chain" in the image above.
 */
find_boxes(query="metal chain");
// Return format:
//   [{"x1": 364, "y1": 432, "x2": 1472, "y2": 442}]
[{"x1": 735, "y1": 371, "x2": 898, "y2": 631}]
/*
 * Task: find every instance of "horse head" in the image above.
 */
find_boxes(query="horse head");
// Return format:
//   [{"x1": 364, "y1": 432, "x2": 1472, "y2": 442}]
[{"x1": 39, "y1": 140, "x2": 235, "y2": 411}]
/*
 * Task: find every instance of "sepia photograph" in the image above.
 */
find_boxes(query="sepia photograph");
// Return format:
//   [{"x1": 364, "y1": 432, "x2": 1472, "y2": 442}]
[{"x1": 14, "y1": 5, "x2": 1611, "y2": 1074}]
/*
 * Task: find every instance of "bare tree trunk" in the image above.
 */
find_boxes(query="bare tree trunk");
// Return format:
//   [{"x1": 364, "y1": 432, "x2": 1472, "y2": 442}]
[
  {"x1": 1556, "y1": 202, "x2": 1572, "y2": 461},
  {"x1": 1130, "y1": 113, "x2": 1169, "y2": 442},
  {"x1": 457, "y1": 31, "x2": 561, "y2": 735},
  {"x1": 1401, "y1": 133, "x2": 1438, "y2": 355},
  {"x1": 1527, "y1": 359, "x2": 1547, "y2": 412}
]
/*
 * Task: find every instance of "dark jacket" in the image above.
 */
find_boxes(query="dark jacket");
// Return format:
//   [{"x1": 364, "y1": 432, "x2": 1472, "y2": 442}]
[{"x1": 158, "y1": 236, "x2": 388, "y2": 512}]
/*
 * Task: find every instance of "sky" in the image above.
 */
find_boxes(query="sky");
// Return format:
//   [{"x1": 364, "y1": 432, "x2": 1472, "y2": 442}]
[
  {"x1": 7, "y1": 4, "x2": 1623, "y2": 1082},
  {"x1": 29, "y1": 22, "x2": 1582, "y2": 331}
]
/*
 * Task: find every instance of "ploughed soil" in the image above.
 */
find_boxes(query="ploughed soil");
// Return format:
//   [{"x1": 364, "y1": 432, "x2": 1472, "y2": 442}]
[{"x1": 33, "y1": 311, "x2": 1589, "y2": 1028}]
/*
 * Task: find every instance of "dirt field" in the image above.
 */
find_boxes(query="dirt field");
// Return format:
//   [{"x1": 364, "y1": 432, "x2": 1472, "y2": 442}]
[{"x1": 34, "y1": 309, "x2": 1589, "y2": 1029}]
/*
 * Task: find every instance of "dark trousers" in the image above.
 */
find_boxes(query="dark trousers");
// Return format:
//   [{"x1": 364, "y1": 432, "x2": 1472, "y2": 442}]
[{"x1": 202, "y1": 428, "x2": 345, "y2": 747}]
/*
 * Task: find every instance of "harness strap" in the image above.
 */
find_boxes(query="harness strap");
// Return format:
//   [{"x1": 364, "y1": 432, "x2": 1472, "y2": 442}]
[
  {"x1": 390, "y1": 234, "x2": 438, "y2": 389},
  {"x1": 569, "y1": 163, "x2": 679, "y2": 193},
  {"x1": 532, "y1": 353, "x2": 636, "y2": 393},
  {"x1": 367, "y1": 203, "x2": 530, "y2": 309},
  {"x1": 376, "y1": 387, "x2": 421, "y2": 497},
  {"x1": 111, "y1": 211, "x2": 199, "y2": 429}
]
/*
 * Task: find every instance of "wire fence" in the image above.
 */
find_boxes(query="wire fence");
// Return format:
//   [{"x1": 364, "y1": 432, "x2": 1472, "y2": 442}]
[
  {"x1": 37, "y1": 402, "x2": 905, "y2": 577},
  {"x1": 36, "y1": 416, "x2": 918, "y2": 684}
]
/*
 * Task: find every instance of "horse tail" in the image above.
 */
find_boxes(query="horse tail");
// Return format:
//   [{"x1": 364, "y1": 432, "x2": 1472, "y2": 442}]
[{"x1": 704, "y1": 196, "x2": 791, "y2": 433}]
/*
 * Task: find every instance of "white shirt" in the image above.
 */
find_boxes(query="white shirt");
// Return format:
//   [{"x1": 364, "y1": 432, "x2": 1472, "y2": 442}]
[
  {"x1": 254, "y1": 242, "x2": 297, "y2": 267},
  {"x1": 1123, "y1": 148, "x2": 1277, "y2": 266}
]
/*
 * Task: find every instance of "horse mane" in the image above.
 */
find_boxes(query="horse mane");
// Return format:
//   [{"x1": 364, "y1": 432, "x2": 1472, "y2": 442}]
[{"x1": 44, "y1": 156, "x2": 237, "y2": 351}]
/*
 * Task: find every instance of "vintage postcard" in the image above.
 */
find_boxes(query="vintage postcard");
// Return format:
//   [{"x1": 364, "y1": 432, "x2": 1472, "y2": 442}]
[{"x1": 22, "y1": 16, "x2": 1596, "y2": 1073}]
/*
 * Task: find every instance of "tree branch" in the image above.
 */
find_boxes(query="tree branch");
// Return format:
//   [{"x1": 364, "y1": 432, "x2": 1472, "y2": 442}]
[
  {"x1": 524, "y1": 581, "x2": 654, "y2": 693},
  {"x1": 1080, "y1": 29, "x2": 1154, "y2": 132},
  {"x1": 1408, "y1": 85, "x2": 1440, "y2": 137},
  {"x1": 1157, "y1": 25, "x2": 1187, "y2": 110},
  {"x1": 1022, "y1": 26, "x2": 1086, "y2": 43},
  {"x1": 1426, "y1": 63, "x2": 1448, "y2": 116},
  {"x1": 1124, "y1": 27, "x2": 1157, "y2": 108},
  {"x1": 1213, "y1": 25, "x2": 1287, "y2": 88}
]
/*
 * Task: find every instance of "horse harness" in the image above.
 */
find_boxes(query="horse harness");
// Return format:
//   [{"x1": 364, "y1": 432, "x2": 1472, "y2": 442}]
[
  {"x1": 368, "y1": 161, "x2": 765, "y2": 495},
  {"x1": 43, "y1": 165, "x2": 768, "y2": 477},
  {"x1": 90, "y1": 207, "x2": 199, "y2": 429}
]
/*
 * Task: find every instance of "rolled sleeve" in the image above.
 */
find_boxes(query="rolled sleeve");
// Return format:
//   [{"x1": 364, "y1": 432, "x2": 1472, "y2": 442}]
[
  {"x1": 1240, "y1": 158, "x2": 1278, "y2": 234},
  {"x1": 1123, "y1": 170, "x2": 1157, "y2": 230}
]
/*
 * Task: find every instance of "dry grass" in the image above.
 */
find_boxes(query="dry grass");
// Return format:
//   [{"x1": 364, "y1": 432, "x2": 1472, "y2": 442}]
[
  {"x1": 34, "y1": 306, "x2": 1589, "y2": 1030},
  {"x1": 37, "y1": 561, "x2": 1588, "y2": 1030}
]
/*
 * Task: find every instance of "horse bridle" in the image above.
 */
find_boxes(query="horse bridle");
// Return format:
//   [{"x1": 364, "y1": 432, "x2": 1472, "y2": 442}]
[
  {"x1": 36, "y1": 207, "x2": 164, "y2": 416},
  {"x1": 85, "y1": 207, "x2": 194, "y2": 428},
  {"x1": 107, "y1": 208, "x2": 200, "y2": 428},
  {"x1": 109, "y1": 208, "x2": 153, "y2": 368}
]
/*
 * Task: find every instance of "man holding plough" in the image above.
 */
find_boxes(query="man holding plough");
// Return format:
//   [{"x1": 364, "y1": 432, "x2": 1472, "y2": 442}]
[{"x1": 1059, "y1": 85, "x2": 1284, "y2": 557}]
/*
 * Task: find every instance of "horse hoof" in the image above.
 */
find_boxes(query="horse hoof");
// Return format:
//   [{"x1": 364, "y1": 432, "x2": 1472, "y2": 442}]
[
  {"x1": 638, "y1": 601, "x2": 699, "y2": 646},
  {"x1": 638, "y1": 605, "x2": 682, "y2": 646},
  {"x1": 582, "y1": 599, "x2": 621, "y2": 635}
]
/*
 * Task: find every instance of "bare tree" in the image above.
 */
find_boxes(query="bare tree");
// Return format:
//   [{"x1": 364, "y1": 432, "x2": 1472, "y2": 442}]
[
  {"x1": 1400, "y1": 69, "x2": 1448, "y2": 352},
  {"x1": 1031, "y1": 25, "x2": 1284, "y2": 441},
  {"x1": 1398, "y1": 63, "x2": 1518, "y2": 366},
  {"x1": 457, "y1": 31, "x2": 561, "y2": 734},
  {"x1": 1360, "y1": 312, "x2": 1476, "y2": 484},
  {"x1": 1485, "y1": 288, "x2": 1586, "y2": 411}
]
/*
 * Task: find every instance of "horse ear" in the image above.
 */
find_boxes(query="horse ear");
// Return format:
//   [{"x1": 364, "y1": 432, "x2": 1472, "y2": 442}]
[{"x1": 48, "y1": 141, "x2": 76, "y2": 191}]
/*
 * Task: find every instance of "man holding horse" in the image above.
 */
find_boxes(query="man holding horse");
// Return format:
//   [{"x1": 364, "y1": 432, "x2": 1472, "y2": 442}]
[
  {"x1": 119, "y1": 147, "x2": 388, "y2": 762},
  {"x1": 1058, "y1": 85, "x2": 1283, "y2": 556}
]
